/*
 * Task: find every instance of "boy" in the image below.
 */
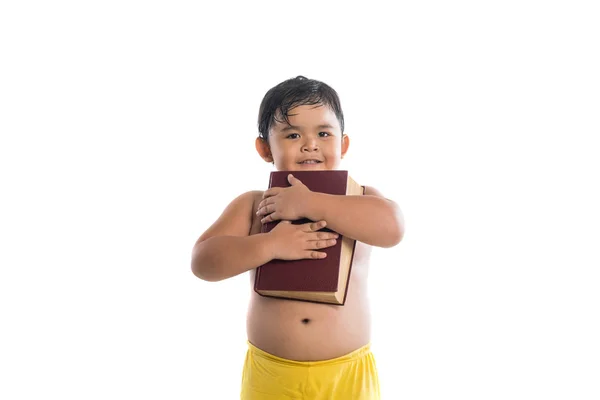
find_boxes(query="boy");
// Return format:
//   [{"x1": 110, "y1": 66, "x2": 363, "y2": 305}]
[{"x1": 191, "y1": 76, "x2": 404, "y2": 399}]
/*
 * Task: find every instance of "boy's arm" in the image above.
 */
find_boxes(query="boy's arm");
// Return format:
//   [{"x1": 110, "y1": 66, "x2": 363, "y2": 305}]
[
  {"x1": 305, "y1": 186, "x2": 404, "y2": 248},
  {"x1": 191, "y1": 191, "x2": 273, "y2": 282}
]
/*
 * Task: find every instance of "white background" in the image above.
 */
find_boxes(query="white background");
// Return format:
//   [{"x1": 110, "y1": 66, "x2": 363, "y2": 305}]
[{"x1": 1, "y1": 1, "x2": 599, "y2": 399}]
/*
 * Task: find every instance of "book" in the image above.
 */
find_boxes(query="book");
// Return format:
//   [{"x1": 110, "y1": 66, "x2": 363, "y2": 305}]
[{"x1": 253, "y1": 170, "x2": 364, "y2": 305}]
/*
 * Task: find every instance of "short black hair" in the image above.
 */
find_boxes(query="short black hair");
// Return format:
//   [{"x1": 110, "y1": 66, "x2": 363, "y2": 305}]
[{"x1": 257, "y1": 76, "x2": 345, "y2": 142}]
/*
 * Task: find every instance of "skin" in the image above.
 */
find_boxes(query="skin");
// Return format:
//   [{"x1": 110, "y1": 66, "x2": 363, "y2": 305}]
[{"x1": 191, "y1": 104, "x2": 404, "y2": 361}]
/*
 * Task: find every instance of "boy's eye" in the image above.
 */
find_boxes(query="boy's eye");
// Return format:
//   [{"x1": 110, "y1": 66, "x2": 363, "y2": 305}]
[
  {"x1": 319, "y1": 132, "x2": 330, "y2": 137},
  {"x1": 286, "y1": 133, "x2": 300, "y2": 139}
]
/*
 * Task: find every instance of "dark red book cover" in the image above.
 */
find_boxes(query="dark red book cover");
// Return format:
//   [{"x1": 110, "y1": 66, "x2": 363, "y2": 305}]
[{"x1": 254, "y1": 170, "x2": 359, "y2": 293}]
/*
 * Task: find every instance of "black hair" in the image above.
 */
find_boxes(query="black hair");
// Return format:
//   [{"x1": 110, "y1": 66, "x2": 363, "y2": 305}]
[{"x1": 257, "y1": 76, "x2": 345, "y2": 142}]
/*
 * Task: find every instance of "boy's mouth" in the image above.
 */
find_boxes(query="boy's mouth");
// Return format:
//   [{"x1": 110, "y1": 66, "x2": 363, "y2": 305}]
[{"x1": 298, "y1": 159, "x2": 322, "y2": 164}]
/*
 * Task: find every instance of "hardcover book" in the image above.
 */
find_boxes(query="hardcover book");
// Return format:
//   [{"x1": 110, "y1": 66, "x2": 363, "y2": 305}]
[{"x1": 254, "y1": 170, "x2": 364, "y2": 305}]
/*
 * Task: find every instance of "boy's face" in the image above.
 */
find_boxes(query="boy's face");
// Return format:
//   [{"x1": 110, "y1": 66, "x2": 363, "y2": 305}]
[{"x1": 256, "y1": 104, "x2": 349, "y2": 171}]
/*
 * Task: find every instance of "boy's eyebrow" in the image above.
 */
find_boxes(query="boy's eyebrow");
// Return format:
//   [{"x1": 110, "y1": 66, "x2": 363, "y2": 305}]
[{"x1": 279, "y1": 124, "x2": 336, "y2": 132}]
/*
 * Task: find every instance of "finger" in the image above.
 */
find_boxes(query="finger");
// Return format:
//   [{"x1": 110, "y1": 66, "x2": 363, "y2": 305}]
[
  {"x1": 257, "y1": 197, "x2": 275, "y2": 210},
  {"x1": 303, "y1": 251, "x2": 327, "y2": 259},
  {"x1": 261, "y1": 212, "x2": 280, "y2": 224},
  {"x1": 262, "y1": 188, "x2": 281, "y2": 199},
  {"x1": 256, "y1": 204, "x2": 275, "y2": 217},
  {"x1": 305, "y1": 220, "x2": 327, "y2": 232},
  {"x1": 313, "y1": 231, "x2": 339, "y2": 240},
  {"x1": 307, "y1": 239, "x2": 337, "y2": 249},
  {"x1": 288, "y1": 174, "x2": 302, "y2": 186}
]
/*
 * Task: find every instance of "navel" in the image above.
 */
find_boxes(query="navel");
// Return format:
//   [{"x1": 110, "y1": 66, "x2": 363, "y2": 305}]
[{"x1": 301, "y1": 318, "x2": 310, "y2": 324}]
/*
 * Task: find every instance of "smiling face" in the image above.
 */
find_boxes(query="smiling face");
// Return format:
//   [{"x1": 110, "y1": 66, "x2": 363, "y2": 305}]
[{"x1": 256, "y1": 104, "x2": 350, "y2": 171}]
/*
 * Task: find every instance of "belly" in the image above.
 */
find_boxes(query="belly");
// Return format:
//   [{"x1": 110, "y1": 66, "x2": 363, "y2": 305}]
[{"x1": 245, "y1": 266, "x2": 372, "y2": 361}]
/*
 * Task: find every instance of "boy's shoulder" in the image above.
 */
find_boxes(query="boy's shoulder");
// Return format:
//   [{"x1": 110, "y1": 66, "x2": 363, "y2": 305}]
[
  {"x1": 362, "y1": 184, "x2": 400, "y2": 207},
  {"x1": 244, "y1": 189, "x2": 265, "y2": 207},
  {"x1": 226, "y1": 190, "x2": 264, "y2": 211}
]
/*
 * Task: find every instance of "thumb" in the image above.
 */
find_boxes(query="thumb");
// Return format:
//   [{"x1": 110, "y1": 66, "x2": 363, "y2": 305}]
[{"x1": 288, "y1": 174, "x2": 302, "y2": 186}]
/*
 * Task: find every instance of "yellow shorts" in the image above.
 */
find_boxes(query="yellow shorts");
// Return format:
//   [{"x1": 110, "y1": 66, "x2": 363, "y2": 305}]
[{"x1": 240, "y1": 341, "x2": 381, "y2": 400}]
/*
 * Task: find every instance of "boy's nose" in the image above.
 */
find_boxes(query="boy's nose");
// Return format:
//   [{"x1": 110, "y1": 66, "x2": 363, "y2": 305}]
[
  {"x1": 302, "y1": 145, "x2": 319, "y2": 152},
  {"x1": 302, "y1": 139, "x2": 319, "y2": 152}
]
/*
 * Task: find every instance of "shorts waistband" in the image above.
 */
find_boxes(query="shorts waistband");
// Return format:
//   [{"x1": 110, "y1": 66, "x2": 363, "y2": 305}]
[{"x1": 246, "y1": 340, "x2": 372, "y2": 367}]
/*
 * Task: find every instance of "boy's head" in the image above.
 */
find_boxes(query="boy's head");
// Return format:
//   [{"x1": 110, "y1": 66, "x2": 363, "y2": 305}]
[{"x1": 255, "y1": 76, "x2": 349, "y2": 171}]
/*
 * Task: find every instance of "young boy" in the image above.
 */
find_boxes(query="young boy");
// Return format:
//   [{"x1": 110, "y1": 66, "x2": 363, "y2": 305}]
[{"x1": 191, "y1": 76, "x2": 404, "y2": 399}]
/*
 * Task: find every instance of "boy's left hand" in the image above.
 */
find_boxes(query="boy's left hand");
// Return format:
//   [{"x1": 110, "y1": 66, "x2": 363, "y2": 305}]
[{"x1": 257, "y1": 174, "x2": 313, "y2": 223}]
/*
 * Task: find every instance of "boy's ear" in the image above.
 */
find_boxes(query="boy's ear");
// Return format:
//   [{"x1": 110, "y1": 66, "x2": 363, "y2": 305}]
[
  {"x1": 341, "y1": 134, "x2": 350, "y2": 158},
  {"x1": 255, "y1": 137, "x2": 273, "y2": 163}
]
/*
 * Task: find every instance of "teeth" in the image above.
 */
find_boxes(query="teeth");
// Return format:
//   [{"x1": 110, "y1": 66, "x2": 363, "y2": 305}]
[{"x1": 300, "y1": 160, "x2": 319, "y2": 164}]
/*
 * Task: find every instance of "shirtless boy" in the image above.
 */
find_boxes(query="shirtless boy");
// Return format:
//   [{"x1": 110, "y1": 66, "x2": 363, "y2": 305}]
[{"x1": 191, "y1": 76, "x2": 404, "y2": 399}]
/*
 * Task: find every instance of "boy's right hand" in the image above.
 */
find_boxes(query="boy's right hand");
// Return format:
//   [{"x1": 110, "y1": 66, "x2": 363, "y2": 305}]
[{"x1": 266, "y1": 220, "x2": 338, "y2": 260}]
